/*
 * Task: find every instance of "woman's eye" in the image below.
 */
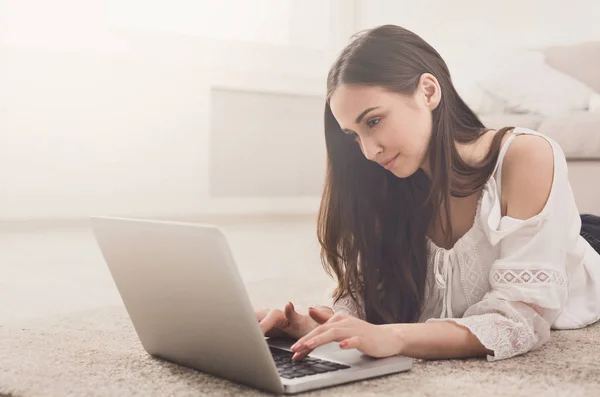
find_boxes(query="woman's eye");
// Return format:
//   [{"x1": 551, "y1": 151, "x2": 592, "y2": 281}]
[{"x1": 367, "y1": 118, "x2": 380, "y2": 128}]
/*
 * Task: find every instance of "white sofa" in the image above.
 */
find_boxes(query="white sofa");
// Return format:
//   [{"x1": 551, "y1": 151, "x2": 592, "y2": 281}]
[{"x1": 473, "y1": 42, "x2": 600, "y2": 215}]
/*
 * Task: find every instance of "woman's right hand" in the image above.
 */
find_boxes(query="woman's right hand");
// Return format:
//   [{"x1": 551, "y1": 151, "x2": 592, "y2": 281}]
[{"x1": 256, "y1": 302, "x2": 334, "y2": 340}]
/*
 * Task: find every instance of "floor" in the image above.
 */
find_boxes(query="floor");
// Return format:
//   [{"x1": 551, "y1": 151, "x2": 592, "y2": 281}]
[
  {"x1": 0, "y1": 218, "x2": 333, "y2": 324},
  {"x1": 5, "y1": 219, "x2": 600, "y2": 397}
]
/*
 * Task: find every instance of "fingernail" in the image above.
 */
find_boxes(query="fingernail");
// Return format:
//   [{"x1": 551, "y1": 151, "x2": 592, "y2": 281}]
[
  {"x1": 292, "y1": 343, "x2": 303, "y2": 351},
  {"x1": 292, "y1": 353, "x2": 300, "y2": 360}
]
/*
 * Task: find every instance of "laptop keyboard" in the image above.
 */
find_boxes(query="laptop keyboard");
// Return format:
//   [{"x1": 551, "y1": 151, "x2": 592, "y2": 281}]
[{"x1": 269, "y1": 346, "x2": 350, "y2": 379}]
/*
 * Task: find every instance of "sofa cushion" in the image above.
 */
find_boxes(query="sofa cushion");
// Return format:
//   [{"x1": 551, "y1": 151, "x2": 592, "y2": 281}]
[
  {"x1": 475, "y1": 51, "x2": 594, "y2": 117},
  {"x1": 537, "y1": 111, "x2": 600, "y2": 159},
  {"x1": 542, "y1": 42, "x2": 600, "y2": 94},
  {"x1": 478, "y1": 113, "x2": 544, "y2": 131},
  {"x1": 590, "y1": 92, "x2": 600, "y2": 113}
]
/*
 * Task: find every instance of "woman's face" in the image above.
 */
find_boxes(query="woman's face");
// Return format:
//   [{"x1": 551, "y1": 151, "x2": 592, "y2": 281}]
[{"x1": 329, "y1": 76, "x2": 439, "y2": 178}]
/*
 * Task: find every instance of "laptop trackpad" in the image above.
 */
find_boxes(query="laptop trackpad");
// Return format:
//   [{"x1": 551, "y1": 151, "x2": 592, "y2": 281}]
[{"x1": 267, "y1": 337, "x2": 379, "y2": 367}]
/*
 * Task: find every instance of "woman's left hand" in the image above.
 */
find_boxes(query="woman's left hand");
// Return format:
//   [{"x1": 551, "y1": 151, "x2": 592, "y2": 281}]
[{"x1": 289, "y1": 311, "x2": 403, "y2": 360}]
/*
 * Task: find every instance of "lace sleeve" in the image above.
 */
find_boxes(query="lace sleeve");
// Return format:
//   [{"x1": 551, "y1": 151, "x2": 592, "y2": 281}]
[
  {"x1": 332, "y1": 293, "x2": 366, "y2": 319},
  {"x1": 426, "y1": 296, "x2": 552, "y2": 361},
  {"x1": 323, "y1": 281, "x2": 366, "y2": 320},
  {"x1": 427, "y1": 197, "x2": 570, "y2": 361}
]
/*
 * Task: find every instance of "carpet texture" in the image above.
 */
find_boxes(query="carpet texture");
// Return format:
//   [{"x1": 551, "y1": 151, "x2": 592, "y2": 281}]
[{"x1": 2, "y1": 281, "x2": 600, "y2": 396}]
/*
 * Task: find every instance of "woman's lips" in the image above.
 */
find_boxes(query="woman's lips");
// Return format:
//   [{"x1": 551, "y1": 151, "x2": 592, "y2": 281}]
[{"x1": 381, "y1": 154, "x2": 399, "y2": 170}]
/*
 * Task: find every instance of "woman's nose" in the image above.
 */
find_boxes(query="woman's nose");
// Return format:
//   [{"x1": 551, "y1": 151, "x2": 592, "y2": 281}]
[{"x1": 359, "y1": 136, "x2": 382, "y2": 162}]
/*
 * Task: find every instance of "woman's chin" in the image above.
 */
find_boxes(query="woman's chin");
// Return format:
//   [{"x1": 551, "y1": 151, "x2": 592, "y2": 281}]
[{"x1": 389, "y1": 162, "x2": 418, "y2": 179}]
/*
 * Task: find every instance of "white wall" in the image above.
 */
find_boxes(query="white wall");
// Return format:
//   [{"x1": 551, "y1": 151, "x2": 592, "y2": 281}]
[
  {"x1": 0, "y1": 0, "x2": 355, "y2": 220},
  {"x1": 7, "y1": 0, "x2": 598, "y2": 221},
  {"x1": 354, "y1": 0, "x2": 600, "y2": 109}
]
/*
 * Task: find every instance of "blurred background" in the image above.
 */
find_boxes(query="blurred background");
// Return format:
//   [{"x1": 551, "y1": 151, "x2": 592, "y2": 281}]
[{"x1": 1, "y1": 0, "x2": 600, "y2": 322}]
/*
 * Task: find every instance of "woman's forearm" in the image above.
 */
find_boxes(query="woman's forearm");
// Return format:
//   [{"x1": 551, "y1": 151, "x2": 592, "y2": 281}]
[{"x1": 383, "y1": 321, "x2": 494, "y2": 360}]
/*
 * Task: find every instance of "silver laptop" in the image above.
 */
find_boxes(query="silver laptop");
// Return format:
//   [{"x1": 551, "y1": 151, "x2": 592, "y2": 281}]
[{"x1": 90, "y1": 216, "x2": 413, "y2": 394}]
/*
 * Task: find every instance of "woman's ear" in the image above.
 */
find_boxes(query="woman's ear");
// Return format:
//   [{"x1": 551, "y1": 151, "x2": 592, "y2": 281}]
[{"x1": 419, "y1": 73, "x2": 441, "y2": 111}]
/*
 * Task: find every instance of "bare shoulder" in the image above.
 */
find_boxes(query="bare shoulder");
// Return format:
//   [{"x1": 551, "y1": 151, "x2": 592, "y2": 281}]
[{"x1": 500, "y1": 134, "x2": 555, "y2": 219}]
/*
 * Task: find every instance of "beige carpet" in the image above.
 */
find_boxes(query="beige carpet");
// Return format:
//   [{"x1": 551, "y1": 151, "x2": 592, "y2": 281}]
[{"x1": 2, "y1": 280, "x2": 600, "y2": 397}]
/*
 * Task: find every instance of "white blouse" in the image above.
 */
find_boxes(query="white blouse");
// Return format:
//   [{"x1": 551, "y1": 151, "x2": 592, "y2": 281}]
[{"x1": 329, "y1": 127, "x2": 600, "y2": 361}]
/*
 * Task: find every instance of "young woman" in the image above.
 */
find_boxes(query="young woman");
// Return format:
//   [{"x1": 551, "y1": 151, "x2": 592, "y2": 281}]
[{"x1": 256, "y1": 24, "x2": 600, "y2": 362}]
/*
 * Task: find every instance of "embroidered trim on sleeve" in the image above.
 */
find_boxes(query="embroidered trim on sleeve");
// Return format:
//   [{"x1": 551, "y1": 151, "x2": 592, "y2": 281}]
[{"x1": 491, "y1": 269, "x2": 566, "y2": 285}]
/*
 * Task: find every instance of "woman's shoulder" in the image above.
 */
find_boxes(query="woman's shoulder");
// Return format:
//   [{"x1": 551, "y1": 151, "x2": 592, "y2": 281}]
[
  {"x1": 500, "y1": 130, "x2": 555, "y2": 220},
  {"x1": 477, "y1": 127, "x2": 576, "y2": 245}
]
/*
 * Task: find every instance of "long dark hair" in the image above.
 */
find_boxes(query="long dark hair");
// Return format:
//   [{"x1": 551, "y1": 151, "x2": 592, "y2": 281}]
[{"x1": 317, "y1": 24, "x2": 513, "y2": 324}]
